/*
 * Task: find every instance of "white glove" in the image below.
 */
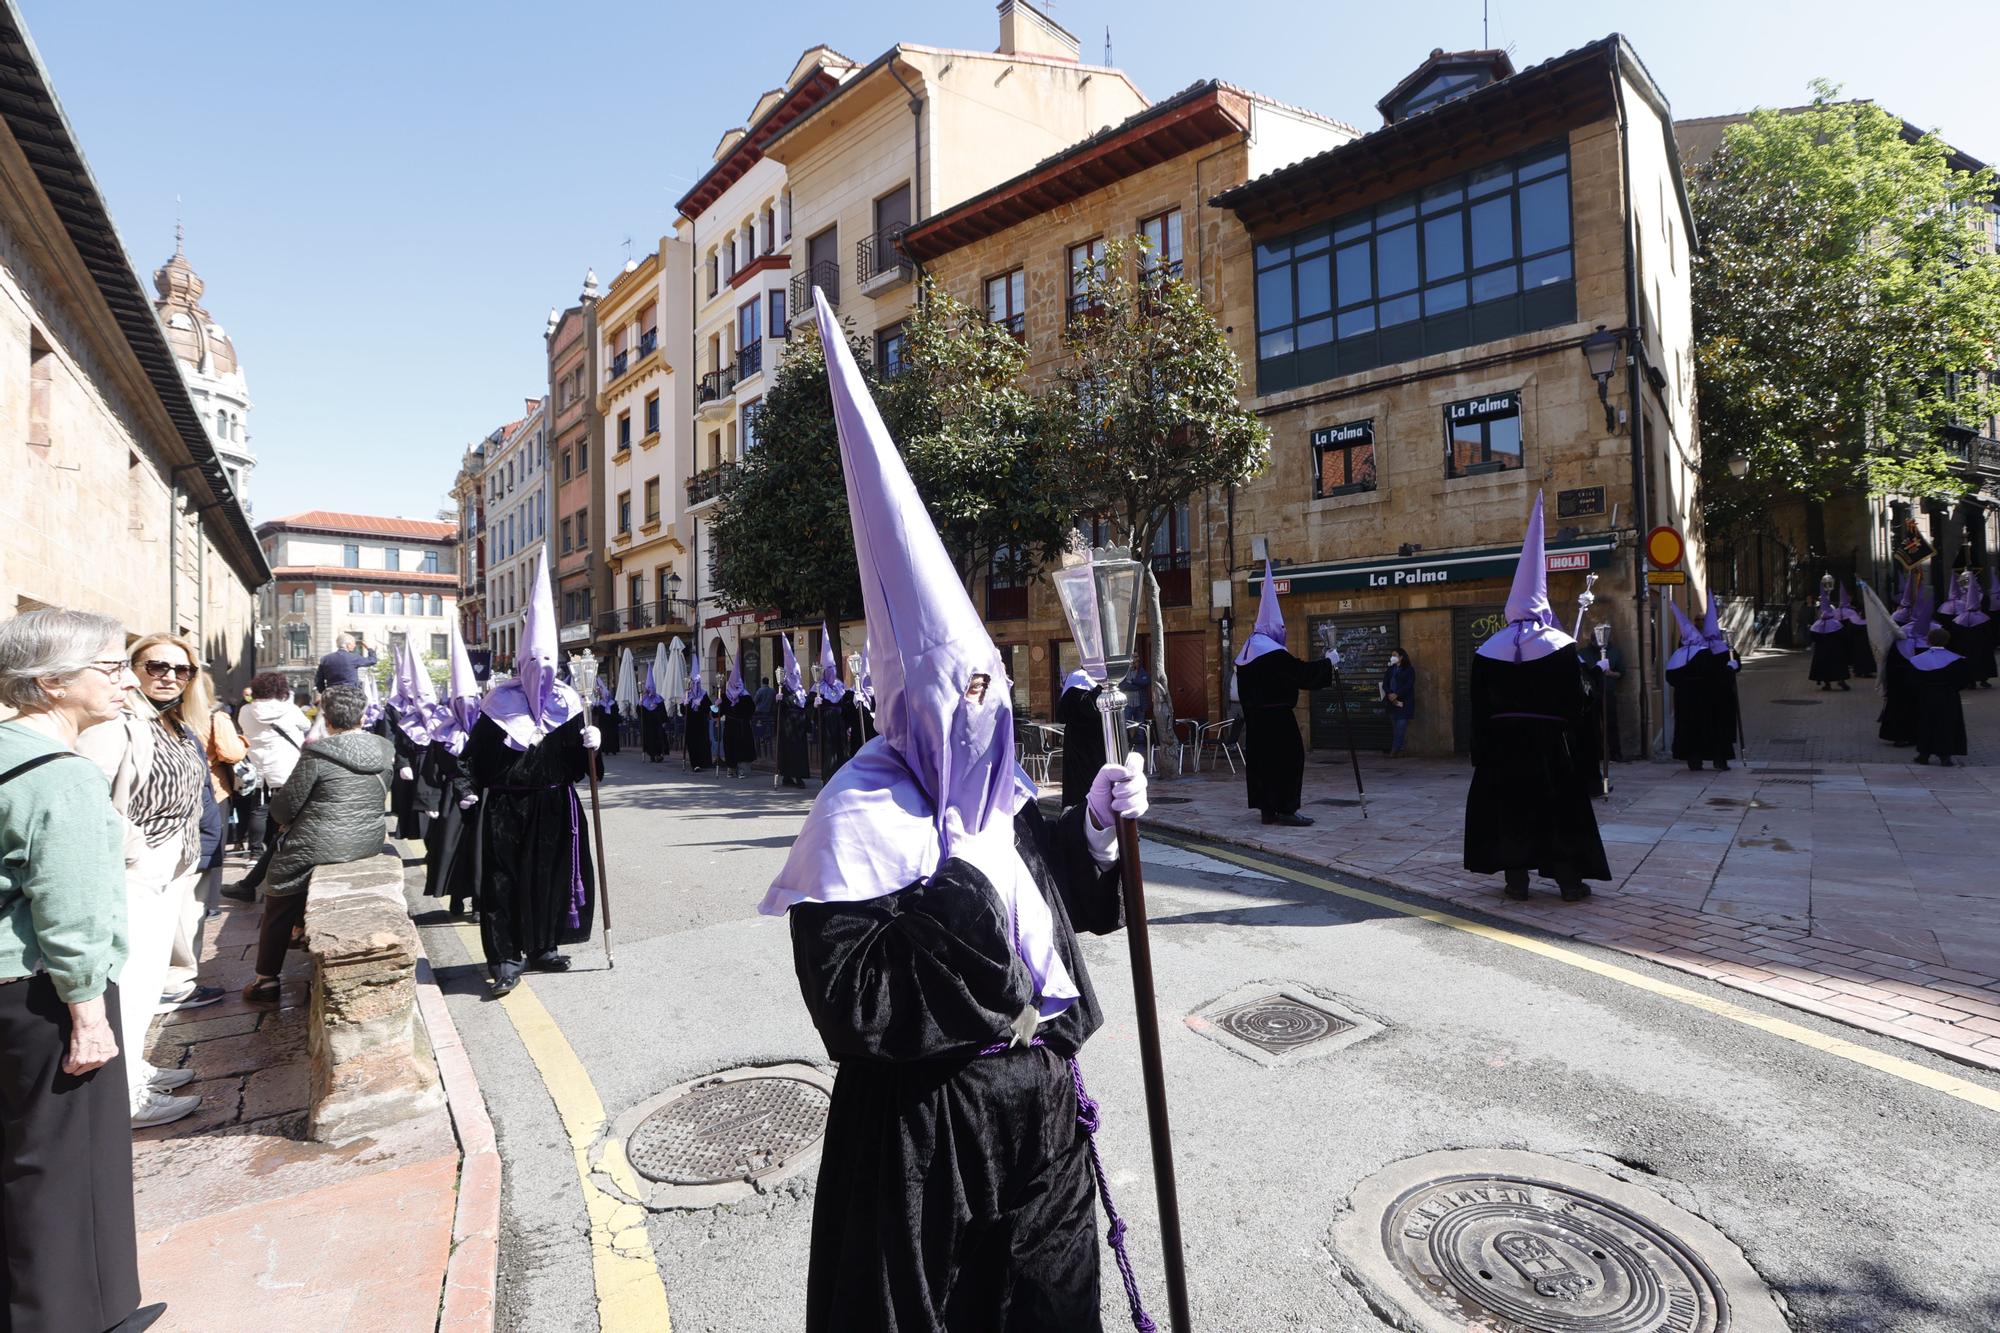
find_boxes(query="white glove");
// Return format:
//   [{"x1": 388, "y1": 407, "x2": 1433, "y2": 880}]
[
  {"x1": 580, "y1": 725, "x2": 602, "y2": 751},
  {"x1": 398, "y1": 766, "x2": 414, "y2": 781},
  {"x1": 1087, "y1": 751, "x2": 1149, "y2": 829},
  {"x1": 1324, "y1": 646, "x2": 1341, "y2": 669},
  {"x1": 459, "y1": 792, "x2": 480, "y2": 810}
]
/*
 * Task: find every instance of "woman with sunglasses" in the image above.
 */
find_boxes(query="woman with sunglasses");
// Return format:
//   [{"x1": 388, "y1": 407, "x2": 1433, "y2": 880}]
[{"x1": 77, "y1": 633, "x2": 219, "y2": 1129}]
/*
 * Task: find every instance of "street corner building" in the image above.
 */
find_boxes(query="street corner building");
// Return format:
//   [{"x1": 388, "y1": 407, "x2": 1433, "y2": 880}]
[
  {"x1": 1208, "y1": 37, "x2": 1701, "y2": 758},
  {"x1": 0, "y1": 10, "x2": 267, "y2": 681}
]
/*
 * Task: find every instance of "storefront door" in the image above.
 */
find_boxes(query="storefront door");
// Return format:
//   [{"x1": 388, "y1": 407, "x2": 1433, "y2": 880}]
[
  {"x1": 1450, "y1": 605, "x2": 1507, "y2": 754},
  {"x1": 1304, "y1": 613, "x2": 1396, "y2": 752}
]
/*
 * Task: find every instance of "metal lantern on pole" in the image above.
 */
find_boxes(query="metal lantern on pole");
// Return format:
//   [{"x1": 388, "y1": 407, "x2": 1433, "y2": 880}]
[
  {"x1": 1592, "y1": 622, "x2": 1612, "y2": 797},
  {"x1": 1050, "y1": 539, "x2": 1192, "y2": 1333},
  {"x1": 570, "y1": 648, "x2": 599, "y2": 701}
]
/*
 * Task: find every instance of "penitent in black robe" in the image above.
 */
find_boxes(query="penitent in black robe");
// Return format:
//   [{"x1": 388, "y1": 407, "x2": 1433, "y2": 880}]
[
  {"x1": 639, "y1": 703, "x2": 670, "y2": 760},
  {"x1": 720, "y1": 695, "x2": 757, "y2": 768},
  {"x1": 1057, "y1": 684, "x2": 1108, "y2": 809},
  {"x1": 384, "y1": 707, "x2": 430, "y2": 840},
  {"x1": 1950, "y1": 618, "x2": 1997, "y2": 687},
  {"x1": 465, "y1": 712, "x2": 596, "y2": 968},
  {"x1": 1236, "y1": 648, "x2": 1335, "y2": 816},
  {"x1": 592, "y1": 702, "x2": 623, "y2": 756},
  {"x1": 789, "y1": 802, "x2": 1123, "y2": 1332},
  {"x1": 684, "y1": 701, "x2": 714, "y2": 770},
  {"x1": 1463, "y1": 646, "x2": 1610, "y2": 882},
  {"x1": 1878, "y1": 647, "x2": 1919, "y2": 746},
  {"x1": 1843, "y1": 619, "x2": 1876, "y2": 678},
  {"x1": 420, "y1": 741, "x2": 475, "y2": 910},
  {"x1": 813, "y1": 692, "x2": 860, "y2": 784},
  {"x1": 777, "y1": 697, "x2": 812, "y2": 786},
  {"x1": 1807, "y1": 625, "x2": 1850, "y2": 684},
  {"x1": 1666, "y1": 649, "x2": 1738, "y2": 763},
  {"x1": 1912, "y1": 651, "x2": 1971, "y2": 759}
]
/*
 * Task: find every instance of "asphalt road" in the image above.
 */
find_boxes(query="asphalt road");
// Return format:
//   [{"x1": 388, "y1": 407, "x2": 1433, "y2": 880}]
[{"x1": 413, "y1": 750, "x2": 2000, "y2": 1332}]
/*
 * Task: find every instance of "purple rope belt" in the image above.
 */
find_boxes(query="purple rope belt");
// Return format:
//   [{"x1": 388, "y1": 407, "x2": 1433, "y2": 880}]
[{"x1": 488, "y1": 783, "x2": 587, "y2": 928}]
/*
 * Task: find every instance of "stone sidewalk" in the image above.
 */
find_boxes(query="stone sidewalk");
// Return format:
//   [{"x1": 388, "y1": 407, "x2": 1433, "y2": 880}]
[
  {"x1": 1132, "y1": 730, "x2": 2000, "y2": 1074},
  {"x1": 129, "y1": 859, "x2": 492, "y2": 1332}
]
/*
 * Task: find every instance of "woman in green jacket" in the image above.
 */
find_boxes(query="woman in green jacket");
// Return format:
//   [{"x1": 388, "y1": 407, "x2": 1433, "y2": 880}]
[{"x1": 0, "y1": 607, "x2": 166, "y2": 1332}]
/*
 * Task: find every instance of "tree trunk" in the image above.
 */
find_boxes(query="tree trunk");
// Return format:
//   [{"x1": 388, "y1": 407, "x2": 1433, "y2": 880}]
[{"x1": 1142, "y1": 558, "x2": 1172, "y2": 755}]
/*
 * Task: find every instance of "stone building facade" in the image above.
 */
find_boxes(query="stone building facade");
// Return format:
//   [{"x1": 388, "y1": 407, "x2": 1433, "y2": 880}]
[
  {"x1": 254, "y1": 512, "x2": 458, "y2": 689},
  {"x1": 1211, "y1": 39, "x2": 1700, "y2": 756},
  {"x1": 548, "y1": 279, "x2": 605, "y2": 656},
  {"x1": 903, "y1": 79, "x2": 1355, "y2": 723},
  {"x1": 484, "y1": 401, "x2": 550, "y2": 672},
  {"x1": 450, "y1": 433, "x2": 491, "y2": 662},
  {"x1": 0, "y1": 13, "x2": 266, "y2": 688}
]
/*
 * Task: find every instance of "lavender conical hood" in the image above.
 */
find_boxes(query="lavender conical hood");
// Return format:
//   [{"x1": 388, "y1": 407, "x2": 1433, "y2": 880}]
[
  {"x1": 443, "y1": 618, "x2": 481, "y2": 744},
  {"x1": 724, "y1": 642, "x2": 747, "y2": 703},
  {"x1": 1954, "y1": 571, "x2": 1989, "y2": 628},
  {"x1": 817, "y1": 621, "x2": 848, "y2": 703},
  {"x1": 778, "y1": 633, "x2": 805, "y2": 704},
  {"x1": 1810, "y1": 587, "x2": 1841, "y2": 634},
  {"x1": 1703, "y1": 591, "x2": 1731, "y2": 654},
  {"x1": 480, "y1": 552, "x2": 582, "y2": 747},
  {"x1": 1234, "y1": 559, "x2": 1288, "y2": 666},
  {"x1": 1475, "y1": 491, "x2": 1573, "y2": 661},
  {"x1": 1665, "y1": 596, "x2": 1704, "y2": 671}
]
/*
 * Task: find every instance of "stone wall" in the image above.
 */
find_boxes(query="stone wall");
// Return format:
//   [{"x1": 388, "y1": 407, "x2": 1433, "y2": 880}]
[{"x1": 303, "y1": 849, "x2": 444, "y2": 1143}]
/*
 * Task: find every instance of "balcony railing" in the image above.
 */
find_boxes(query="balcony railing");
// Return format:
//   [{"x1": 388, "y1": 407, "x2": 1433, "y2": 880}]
[
  {"x1": 610, "y1": 350, "x2": 629, "y2": 379},
  {"x1": 1066, "y1": 292, "x2": 1107, "y2": 329},
  {"x1": 638, "y1": 329, "x2": 658, "y2": 357},
  {"x1": 736, "y1": 340, "x2": 762, "y2": 379},
  {"x1": 856, "y1": 226, "x2": 912, "y2": 286},
  {"x1": 991, "y1": 311, "x2": 1025, "y2": 339},
  {"x1": 685, "y1": 461, "x2": 738, "y2": 506},
  {"x1": 1942, "y1": 429, "x2": 2000, "y2": 476},
  {"x1": 789, "y1": 259, "x2": 839, "y2": 317},
  {"x1": 697, "y1": 365, "x2": 738, "y2": 404}
]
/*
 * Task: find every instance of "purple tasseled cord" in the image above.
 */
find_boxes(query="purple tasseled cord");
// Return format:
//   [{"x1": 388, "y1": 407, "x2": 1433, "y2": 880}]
[
  {"x1": 565, "y1": 787, "x2": 585, "y2": 928},
  {"x1": 1070, "y1": 1058, "x2": 1157, "y2": 1333}
]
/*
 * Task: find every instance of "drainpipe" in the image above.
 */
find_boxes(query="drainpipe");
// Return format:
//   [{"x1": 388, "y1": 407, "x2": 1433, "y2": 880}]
[
  {"x1": 1612, "y1": 60, "x2": 1653, "y2": 760},
  {"x1": 888, "y1": 59, "x2": 924, "y2": 223},
  {"x1": 168, "y1": 480, "x2": 179, "y2": 634}
]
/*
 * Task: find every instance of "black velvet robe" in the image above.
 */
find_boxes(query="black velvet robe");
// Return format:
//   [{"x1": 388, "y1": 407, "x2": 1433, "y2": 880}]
[
  {"x1": 1807, "y1": 626, "x2": 1850, "y2": 683},
  {"x1": 638, "y1": 703, "x2": 670, "y2": 760},
  {"x1": 1236, "y1": 648, "x2": 1335, "y2": 815},
  {"x1": 1843, "y1": 619, "x2": 1876, "y2": 677},
  {"x1": 465, "y1": 712, "x2": 596, "y2": 967},
  {"x1": 789, "y1": 803, "x2": 1123, "y2": 1332},
  {"x1": 1950, "y1": 618, "x2": 1996, "y2": 686},
  {"x1": 1912, "y1": 652, "x2": 1971, "y2": 758},
  {"x1": 592, "y1": 702, "x2": 623, "y2": 755},
  {"x1": 813, "y1": 692, "x2": 859, "y2": 783},
  {"x1": 685, "y1": 700, "x2": 714, "y2": 770},
  {"x1": 1667, "y1": 649, "x2": 1738, "y2": 762},
  {"x1": 1463, "y1": 646, "x2": 1610, "y2": 882},
  {"x1": 1878, "y1": 647, "x2": 1919, "y2": 746},
  {"x1": 777, "y1": 696, "x2": 812, "y2": 785},
  {"x1": 420, "y1": 741, "x2": 475, "y2": 908},
  {"x1": 1057, "y1": 684, "x2": 1108, "y2": 810},
  {"x1": 720, "y1": 694, "x2": 757, "y2": 767},
  {"x1": 384, "y1": 707, "x2": 429, "y2": 839}
]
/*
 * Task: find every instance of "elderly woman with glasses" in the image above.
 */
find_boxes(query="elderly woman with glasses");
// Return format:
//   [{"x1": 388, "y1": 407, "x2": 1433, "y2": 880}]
[
  {"x1": 76, "y1": 633, "x2": 220, "y2": 1130},
  {"x1": 0, "y1": 608, "x2": 167, "y2": 1332}
]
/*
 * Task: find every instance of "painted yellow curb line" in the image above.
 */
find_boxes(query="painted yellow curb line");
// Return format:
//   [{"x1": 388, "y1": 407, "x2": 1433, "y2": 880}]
[
  {"x1": 1152, "y1": 836, "x2": 2000, "y2": 1116},
  {"x1": 453, "y1": 924, "x2": 674, "y2": 1331}
]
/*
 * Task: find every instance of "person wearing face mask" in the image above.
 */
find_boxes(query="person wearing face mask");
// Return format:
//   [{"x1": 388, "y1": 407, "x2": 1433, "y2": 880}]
[
  {"x1": 78, "y1": 633, "x2": 227, "y2": 1128},
  {"x1": 0, "y1": 608, "x2": 170, "y2": 1332},
  {"x1": 1379, "y1": 646, "x2": 1416, "y2": 757},
  {"x1": 763, "y1": 293, "x2": 1153, "y2": 1332},
  {"x1": 460, "y1": 555, "x2": 602, "y2": 997}
]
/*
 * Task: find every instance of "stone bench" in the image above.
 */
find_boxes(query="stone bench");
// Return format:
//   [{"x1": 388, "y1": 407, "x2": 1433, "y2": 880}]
[{"x1": 303, "y1": 848, "x2": 444, "y2": 1143}]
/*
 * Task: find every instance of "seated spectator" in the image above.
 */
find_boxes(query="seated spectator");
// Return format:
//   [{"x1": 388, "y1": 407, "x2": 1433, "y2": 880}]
[
  {"x1": 226, "y1": 673, "x2": 313, "y2": 900},
  {"x1": 242, "y1": 686, "x2": 392, "y2": 1003}
]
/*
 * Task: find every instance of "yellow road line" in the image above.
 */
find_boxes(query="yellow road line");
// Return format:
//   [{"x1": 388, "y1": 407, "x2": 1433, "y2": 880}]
[
  {"x1": 1151, "y1": 836, "x2": 2000, "y2": 1115},
  {"x1": 452, "y1": 924, "x2": 673, "y2": 1331}
]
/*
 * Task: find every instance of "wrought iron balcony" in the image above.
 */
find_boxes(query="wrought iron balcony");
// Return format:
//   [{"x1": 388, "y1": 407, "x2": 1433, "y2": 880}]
[
  {"x1": 856, "y1": 227, "x2": 912, "y2": 288},
  {"x1": 789, "y1": 259, "x2": 839, "y2": 317},
  {"x1": 638, "y1": 329, "x2": 658, "y2": 357},
  {"x1": 685, "y1": 462, "x2": 738, "y2": 506},
  {"x1": 991, "y1": 311, "x2": 1025, "y2": 339},
  {"x1": 736, "y1": 341, "x2": 763, "y2": 379},
  {"x1": 697, "y1": 365, "x2": 738, "y2": 404},
  {"x1": 1942, "y1": 428, "x2": 2000, "y2": 476},
  {"x1": 610, "y1": 351, "x2": 629, "y2": 379}
]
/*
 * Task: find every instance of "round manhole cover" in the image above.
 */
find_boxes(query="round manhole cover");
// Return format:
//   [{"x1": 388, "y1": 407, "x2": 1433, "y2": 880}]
[
  {"x1": 626, "y1": 1075, "x2": 830, "y2": 1186},
  {"x1": 1383, "y1": 1172, "x2": 1727, "y2": 1332},
  {"x1": 1215, "y1": 996, "x2": 1351, "y2": 1053}
]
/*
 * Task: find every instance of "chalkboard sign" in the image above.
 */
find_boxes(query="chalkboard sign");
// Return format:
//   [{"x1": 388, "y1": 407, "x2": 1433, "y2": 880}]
[
  {"x1": 1305, "y1": 613, "x2": 1397, "y2": 753},
  {"x1": 1451, "y1": 605, "x2": 1506, "y2": 753}
]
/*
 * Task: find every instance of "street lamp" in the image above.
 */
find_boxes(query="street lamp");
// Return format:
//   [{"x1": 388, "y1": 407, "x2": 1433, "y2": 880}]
[
  {"x1": 569, "y1": 647, "x2": 599, "y2": 700},
  {"x1": 1582, "y1": 324, "x2": 1622, "y2": 433},
  {"x1": 1727, "y1": 453, "x2": 1750, "y2": 480}
]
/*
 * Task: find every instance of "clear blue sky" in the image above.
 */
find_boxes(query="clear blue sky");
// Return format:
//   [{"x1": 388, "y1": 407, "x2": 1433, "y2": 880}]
[{"x1": 19, "y1": 0, "x2": 1998, "y2": 523}]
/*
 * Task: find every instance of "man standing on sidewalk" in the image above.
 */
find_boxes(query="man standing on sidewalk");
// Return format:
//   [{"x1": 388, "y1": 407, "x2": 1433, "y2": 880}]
[
  {"x1": 313, "y1": 633, "x2": 376, "y2": 694},
  {"x1": 1463, "y1": 493, "x2": 1607, "y2": 903}
]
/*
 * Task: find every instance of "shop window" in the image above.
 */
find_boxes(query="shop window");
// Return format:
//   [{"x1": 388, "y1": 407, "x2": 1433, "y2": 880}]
[
  {"x1": 1444, "y1": 390, "x2": 1524, "y2": 478},
  {"x1": 1312, "y1": 420, "x2": 1377, "y2": 497}
]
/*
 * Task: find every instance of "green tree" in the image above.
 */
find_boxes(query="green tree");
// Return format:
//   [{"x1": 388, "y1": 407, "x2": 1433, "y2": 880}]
[
  {"x1": 1043, "y1": 236, "x2": 1271, "y2": 724},
  {"x1": 707, "y1": 318, "x2": 865, "y2": 629},
  {"x1": 883, "y1": 281, "x2": 1071, "y2": 585},
  {"x1": 1692, "y1": 84, "x2": 2000, "y2": 548}
]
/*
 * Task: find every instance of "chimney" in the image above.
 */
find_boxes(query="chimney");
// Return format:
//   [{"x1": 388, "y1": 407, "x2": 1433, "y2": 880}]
[{"x1": 996, "y1": 0, "x2": 1079, "y2": 61}]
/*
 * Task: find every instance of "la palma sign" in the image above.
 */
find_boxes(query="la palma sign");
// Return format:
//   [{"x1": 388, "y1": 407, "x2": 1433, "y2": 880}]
[{"x1": 1254, "y1": 534, "x2": 1616, "y2": 595}]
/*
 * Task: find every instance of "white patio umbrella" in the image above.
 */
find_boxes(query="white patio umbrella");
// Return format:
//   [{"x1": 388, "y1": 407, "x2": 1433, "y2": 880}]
[
  {"x1": 663, "y1": 637, "x2": 690, "y2": 712},
  {"x1": 615, "y1": 646, "x2": 639, "y2": 718},
  {"x1": 652, "y1": 641, "x2": 671, "y2": 706}
]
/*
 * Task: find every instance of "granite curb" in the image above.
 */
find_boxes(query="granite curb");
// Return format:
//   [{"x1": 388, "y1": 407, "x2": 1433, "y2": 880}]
[
  {"x1": 411, "y1": 938, "x2": 501, "y2": 1333},
  {"x1": 1144, "y1": 812, "x2": 2000, "y2": 1078}
]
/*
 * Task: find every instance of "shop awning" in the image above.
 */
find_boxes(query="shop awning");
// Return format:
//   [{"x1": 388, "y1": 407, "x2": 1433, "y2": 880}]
[{"x1": 1249, "y1": 534, "x2": 1619, "y2": 596}]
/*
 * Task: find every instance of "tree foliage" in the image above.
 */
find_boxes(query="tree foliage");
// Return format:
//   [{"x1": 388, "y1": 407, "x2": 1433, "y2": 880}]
[{"x1": 1692, "y1": 83, "x2": 2000, "y2": 539}]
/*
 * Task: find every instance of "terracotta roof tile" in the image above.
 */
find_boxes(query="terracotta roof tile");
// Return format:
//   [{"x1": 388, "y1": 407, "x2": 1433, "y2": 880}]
[{"x1": 262, "y1": 511, "x2": 457, "y2": 541}]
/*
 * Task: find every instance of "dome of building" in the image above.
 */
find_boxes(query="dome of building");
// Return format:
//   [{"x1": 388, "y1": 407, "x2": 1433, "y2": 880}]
[{"x1": 153, "y1": 231, "x2": 239, "y2": 378}]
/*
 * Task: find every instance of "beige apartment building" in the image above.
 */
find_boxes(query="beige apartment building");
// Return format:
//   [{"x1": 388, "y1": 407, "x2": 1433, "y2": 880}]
[
  {"x1": 548, "y1": 277, "x2": 605, "y2": 656},
  {"x1": 1208, "y1": 39, "x2": 1700, "y2": 756},
  {"x1": 254, "y1": 512, "x2": 458, "y2": 689},
  {"x1": 0, "y1": 14, "x2": 267, "y2": 687},
  {"x1": 450, "y1": 433, "x2": 489, "y2": 662},
  {"x1": 677, "y1": 46, "x2": 854, "y2": 687},
  {"x1": 904, "y1": 78, "x2": 1355, "y2": 722},
  {"x1": 594, "y1": 238, "x2": 693, "y2": 666}
]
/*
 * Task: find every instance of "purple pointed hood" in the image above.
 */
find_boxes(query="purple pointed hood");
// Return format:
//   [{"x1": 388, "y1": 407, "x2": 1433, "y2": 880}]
[
  {"x1": 817, "y1": 622, "x2": 849, "y2": 704},
  {"x1": 1476, "y1": 491, "x2": 1574, "y2": 662},
  {"x1": 1665, "y1": 596, "x2": 1704, "y2": 671},
  {"x1": 1956, "y1": 571, "x2": 1989, "y2": 628},
  {"x1": 481, "y1": 552, "x2": 582, "y2": 748},
  {"x1": 1900, "y1": 582, "x2": 1936, "y2": 660},
  {"x1": 1837, "y1": 581, "x2": 1865, "y2": 626},
  {"x1": 1892, "y1": 570, "x2": 1915, "y2": 625},
  {"x1": 438, "y1": 618, "x2": 481, "y2": 752},
  {"x1": 1234, "y1": 559, "x2": 1288, "y2": 666},
  {"x1": 1939, "y1": 571, "x2": 1967, "y2": 618},
  {"x1": 639, "y1": 663, "x2": 663, "y2": 710},
  {"x1": 723, "y1": 643, "x2": 747, "y2": 704},
  {"x1": 1703, "y1": 592, "x2": 1731, "y2": 655},
  {"x1": 778, "y1": 634, "x2": 806, "y2": 705},
  {"x1": 358, "y1": 668, "x2": 383, "y2": 729},
  {"x1": 1062, "y1": 668, "x2": 1095, "y2": 694},
  {"x1": 1810, "y1": 587, "x2": 1841, "y2": 634},
  {"x1": 385, "y1": 636, "x2": 437, "y2": 745},
  {"x1": 762, "y1": 289, "x2": 1072, "y2": 1020}
]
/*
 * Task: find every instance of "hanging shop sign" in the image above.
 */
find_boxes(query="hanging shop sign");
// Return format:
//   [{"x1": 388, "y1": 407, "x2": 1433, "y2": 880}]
[
  {"x1": 1248, "y1": 535, "x2": 1617, "y2": 595},
  {"x1": 1444, "y1": 390, "x2": 1520, "y2": 425}
]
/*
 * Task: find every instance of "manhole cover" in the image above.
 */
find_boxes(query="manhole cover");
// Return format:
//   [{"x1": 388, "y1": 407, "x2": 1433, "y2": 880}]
[
  {"x1": 1382, "y1": 1171, "x2": 1728, "y2": 1331},
  {"x1": 1213, "y1": 995, "x2": 1353, "y2": 1053},
  {"x1": 1771, "y1": 699, "x2": 1822, "y2": 706},
  {"x1": 626, "y1": 1075, "x2": 830, "y2": 1186}
]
